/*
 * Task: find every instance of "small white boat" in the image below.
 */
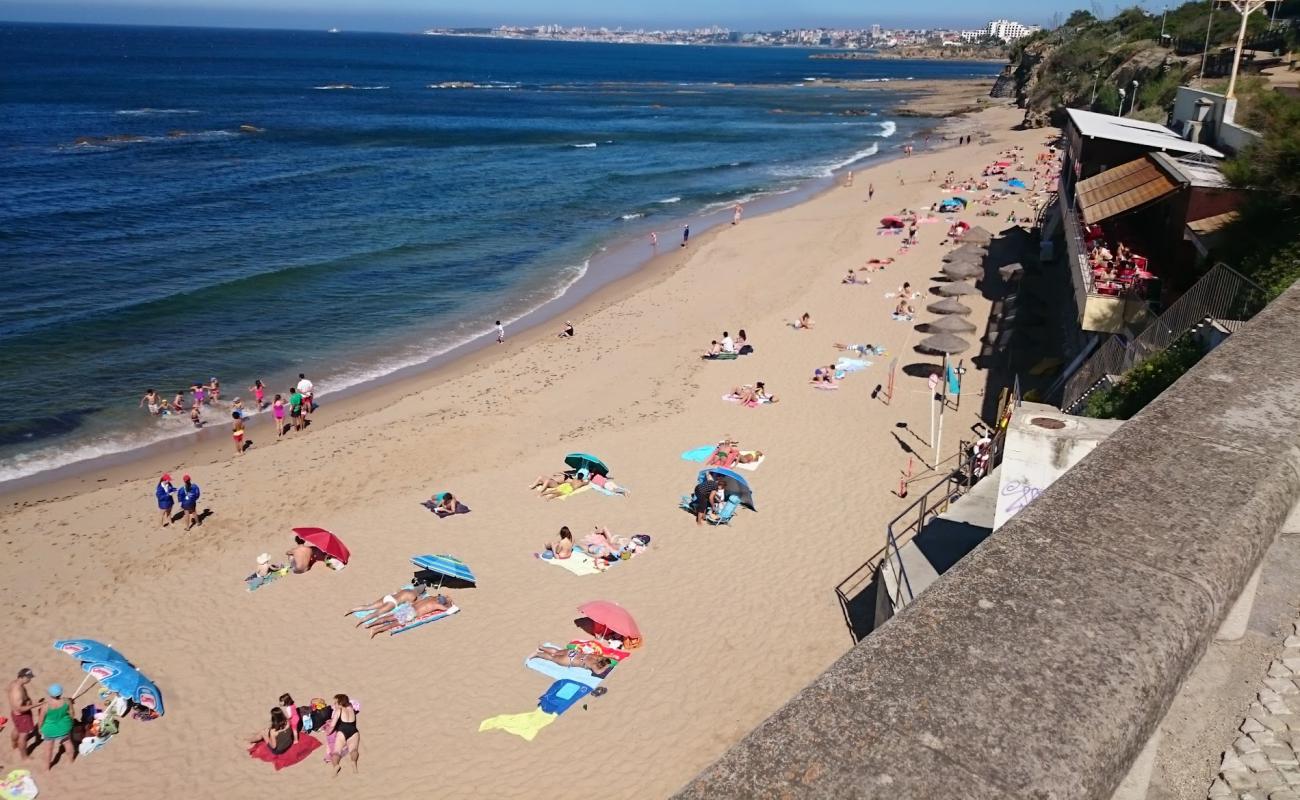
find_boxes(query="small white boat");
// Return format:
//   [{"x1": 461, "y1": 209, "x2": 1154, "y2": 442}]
[{"x1": 327, "y1": 27, "x2": 341, "y2": 34}]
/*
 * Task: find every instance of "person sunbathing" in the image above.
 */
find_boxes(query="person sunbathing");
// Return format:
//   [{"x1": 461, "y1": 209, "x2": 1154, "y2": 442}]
[
  {"x1": 706, "y1": 441, "x2": 740, "y2": 466},
  {"x1": 701, "y1": 340, "x2": 722, "y2": 358},
  {"x1": 842, "y1": 269, "x2": 868, "y2": 285},
  {"x1": 893, "y1": 299, "x2": 915, "y2": 320},
  {"x1": 811, "y1": 365, "x2": 838, "y2": 386},
  {"x1": 529, "y1": 472, "x2": 570, "y2": 491},
  {"x1": 286, "y1": 537, "x2": 322, "y2": 574},
  {"x1": 365, "y1": 593, "x2": 452, "y2": 638},
  {"x1": 532, "y1": 645, "x2": 613, "y2": 673},
  {"x1": 346, "y1": 586, "x2": 426, "y2": 626},
  {"x1": 754, "y1": 381, "x2": 778, "y2": 403},
  {"x1": 793, "y1": 312, "x2": 814, "y2": 330},
  {"x1": 541, "y1": 475, "x2": 588, "y2": 499},
  {"x1": 834, "y1": 342, "x2": 877, "y2": 355},
  {"x1": 863, "y1": 258, "x2": 892, "y2": 272},
  {"x1": 428, "y1": 492, "x2": 458, "y2": 515},
  {"x1": 543, "y1": 526, "x2": 574, "y2": 559}
]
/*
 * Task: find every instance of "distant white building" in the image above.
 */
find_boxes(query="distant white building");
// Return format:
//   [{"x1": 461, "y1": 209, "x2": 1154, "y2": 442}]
[
  {"x1": 985, "y1": 19, "x2": 1040, "y2": 42},
  {"x1": 959, "y1": 29, "x2": 986, "y2": 42}
]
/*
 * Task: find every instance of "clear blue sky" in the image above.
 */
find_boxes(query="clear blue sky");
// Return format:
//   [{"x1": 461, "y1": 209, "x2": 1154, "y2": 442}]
[{"x1": 0, "y1": 0, "x2": 1102, "y2": 33}]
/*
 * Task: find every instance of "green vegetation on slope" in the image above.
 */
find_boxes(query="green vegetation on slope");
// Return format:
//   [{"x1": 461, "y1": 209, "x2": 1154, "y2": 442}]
[{"x1": 1084, "y1": 337, "x2": 1207, "y2": 420}]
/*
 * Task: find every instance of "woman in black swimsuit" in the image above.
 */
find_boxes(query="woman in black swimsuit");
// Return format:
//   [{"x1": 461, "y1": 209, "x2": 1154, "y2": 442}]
[
  {"x1": 328, "y1": 693, "x2": 360, "y2": 776},
  {"x1": 248, "y1": 706, "x2": 297, "y2": 755}
]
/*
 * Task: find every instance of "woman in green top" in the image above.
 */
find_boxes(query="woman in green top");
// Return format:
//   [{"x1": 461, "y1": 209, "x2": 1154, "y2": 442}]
[
  {"x1": 37, "y1": 683, "x2": 75, "y2": 771},
  {"x1": 289, "y1": 387, "x2": 304, "y2": 432}
]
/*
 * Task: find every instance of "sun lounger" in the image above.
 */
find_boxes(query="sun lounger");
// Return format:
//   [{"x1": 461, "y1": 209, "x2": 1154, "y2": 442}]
[{"x1": 388, "y1": 604, "x2": 460, "y2": 636}]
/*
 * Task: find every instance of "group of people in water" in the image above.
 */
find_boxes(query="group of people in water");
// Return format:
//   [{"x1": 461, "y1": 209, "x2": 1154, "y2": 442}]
[{"x1": 139, "y1": 374, "x2": 317, "y2": 456}]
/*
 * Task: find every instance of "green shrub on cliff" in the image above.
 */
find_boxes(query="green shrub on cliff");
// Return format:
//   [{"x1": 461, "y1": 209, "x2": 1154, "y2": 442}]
[{"x1": 1084, "y1": 337, "x2": 1207, "y2": 419}]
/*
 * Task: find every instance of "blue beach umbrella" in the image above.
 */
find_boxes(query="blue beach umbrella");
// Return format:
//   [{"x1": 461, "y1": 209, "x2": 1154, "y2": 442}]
[
  {"x1": 53, "y1": 639, "x2": 128, "y2": 665},
  {"x1": 1007, "y1": 178, "x2": 1027, "y2": 189},
  {"x1": 54, "y1": 642, "x2": 165, "y2": 716},
  {"x1": 698, "y1": 467, "x2": 756, "y2": 511},
  {"x1": 564, "y1": 452, "x2": 609, "y2": 477},
  {"x1": 411, "y1": 554, "x2": 477, "y2": 586}
]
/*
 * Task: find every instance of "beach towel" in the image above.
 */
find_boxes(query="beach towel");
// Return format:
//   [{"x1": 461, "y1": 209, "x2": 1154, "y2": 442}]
[
  {"x1": 0, "y1": 770, "x2": 37, "y2": 800},
  {"x1": 539, "y1": 680, "x2": 592, "y2": 716},
  {"x1": 722, "y1": 394, "x2": 768, "y2": 407},
  {"x1": 835, "y1": 358, "x2": 872, "y2": 372},
  {"x1": 478, "y1": 708, "x2": 557, "y2": 741},
  {"x1": 568, "y1": 640, "x2": 631, "y2": 660},
  {"x1": 249, "y1": 735, "x2": 322, "y2": 771},
  {"x1": 703, "y1": 352, "x2": 738, "y2": 361},
  {"x1": 245, "y1": 567, "x2": 289, "y2": 592},
  {"x1": 538, "y1": 549, "x2": 602, "y2": 577},
  {"x1": 681, "y1": 445, "x2": 713, "y2": 462},
  {"x1": 812, "y1": 383, "x2": 840, "y2": 391},
  {"x1": 554, "y1": 483, "x2": 592, "y2": 501},
  {"x1": 733, "y1": 452, "x2": 765, "y2": 471},
  {"x1": 389, "y1": 605, "x2": 460, "y2": 636},
  {"x1": 590, "y1": 474, "x2": 628, "y2": 497},
  {"x1": 525, "y1": 656, "x2": 612, "y2": 689}
]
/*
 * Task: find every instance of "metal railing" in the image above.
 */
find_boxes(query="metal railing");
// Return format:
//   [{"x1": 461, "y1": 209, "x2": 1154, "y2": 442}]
[{"x1": 1060, "y1": 262, "x2": 1267, "y2": 413}]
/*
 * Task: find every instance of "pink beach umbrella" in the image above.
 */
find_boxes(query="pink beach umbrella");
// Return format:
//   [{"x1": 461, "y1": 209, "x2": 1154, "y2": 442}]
[{"x1": 578, "y1": 600, "x2": 641, "y2": 641}]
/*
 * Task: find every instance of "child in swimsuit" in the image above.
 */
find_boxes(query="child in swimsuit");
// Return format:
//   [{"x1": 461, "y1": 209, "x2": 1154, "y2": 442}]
[
  {"x1": 272, "y1": 395, "x2": 286, "y2": 438},
  {"x1": 232, "y1": 413, "x2": 245, "y2": 456},
  {"x1": 250, "y1": 380, "x2": 266, "y2": 410}
]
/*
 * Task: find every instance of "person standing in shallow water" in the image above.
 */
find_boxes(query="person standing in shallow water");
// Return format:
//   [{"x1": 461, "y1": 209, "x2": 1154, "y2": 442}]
[
  {"x1": 495, "y1": 320, "x2": 505, "y2": 344},
  {"x1": 681, "y1": 224, "x2": 689, "y2": 247}
]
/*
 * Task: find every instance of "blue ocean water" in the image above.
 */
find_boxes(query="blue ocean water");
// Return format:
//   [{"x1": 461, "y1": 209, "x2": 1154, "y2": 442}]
[{"x1": 0, "y1": 22, "x2": 997, "y2": 482}]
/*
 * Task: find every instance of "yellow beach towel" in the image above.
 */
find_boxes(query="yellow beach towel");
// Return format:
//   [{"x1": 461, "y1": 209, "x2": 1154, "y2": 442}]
[{"x1": 478, "y1": 709, "x2": 558, "y2": 741}]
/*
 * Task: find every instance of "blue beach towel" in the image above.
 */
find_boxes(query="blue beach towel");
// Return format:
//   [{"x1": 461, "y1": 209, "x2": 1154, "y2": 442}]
[
  {"x1": 539, "y1": 679, "x2": 593, "y2": 715},
  {"x1": 681, "y1": 445, "x2": 713, "y2": 462}
]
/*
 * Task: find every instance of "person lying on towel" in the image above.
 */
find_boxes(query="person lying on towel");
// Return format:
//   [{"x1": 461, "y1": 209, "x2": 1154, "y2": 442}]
[
  {"x1": 364, "y1": 593, "x2": 453, "y2": 638},
  {"x1": 532, "y1": 645, "x2": 613, "y2": 674}
]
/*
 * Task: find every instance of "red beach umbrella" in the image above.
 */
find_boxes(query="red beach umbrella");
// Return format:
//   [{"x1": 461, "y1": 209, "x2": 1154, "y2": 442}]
[
  {"x1": 578, "y1": 600, "x2": 641, "y2": 640},
  {"x1": 292, "y1": 527, "x2": 351, "y2": 564}
]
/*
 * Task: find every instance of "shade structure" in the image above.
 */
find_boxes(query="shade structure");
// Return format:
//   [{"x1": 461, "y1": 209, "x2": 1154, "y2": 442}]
[
  {"x1": 936, "y1": 281, "x2": 978, "y2": 297},
  {"x1": 698, "y1": 467, "x2": 755, "y2": 510},
  {"x1": 292, "y1": 527, "x2": 350, "y2": 564},
  {"x1": 963, "y1": 226, "x2": 994, "y2": 244},
  {"x1": 564, "y1": 452, "x2": 609, "y2": 477},
  {"x1": 411, "y1": 554, "x2": 476, "y2": 585},
  {"x1": 53, "y1": 639, "x2": 128, "y2": 665},
  {"x1": 922, "y1": 315, "x2": 977, "y2": 334},
  {"x1": 999, "y1": 262, "x2": 1025, "y2": 281},
  {"x1": 917, "y1": 333, "x2": 972, "y2": 355},
  {"x1": 941, "y1": 262, "x2": 983, "y2": 280},
  {"x1": 578, "y1": 600, "x2": 641, "y2": 640},
  {"x1": 55, "y1": 641, "x2": 165, "y2": 716},
  {"x1": 927, "y1": 298, "x2": 973, "y2": 315}
]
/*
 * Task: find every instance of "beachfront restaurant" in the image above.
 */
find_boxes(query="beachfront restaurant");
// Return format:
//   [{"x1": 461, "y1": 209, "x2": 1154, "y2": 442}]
[{"x1": 1059, "y1": 151, "x2": 1242, "y2": 334}]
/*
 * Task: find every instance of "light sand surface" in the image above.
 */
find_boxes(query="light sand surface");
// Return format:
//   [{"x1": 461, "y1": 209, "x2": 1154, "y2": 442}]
[{"x1": 0, "y1": 104, "x2": 1055, "y2": 798}]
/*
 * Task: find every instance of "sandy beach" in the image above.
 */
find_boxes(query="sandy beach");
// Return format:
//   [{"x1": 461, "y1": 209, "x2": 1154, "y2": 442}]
[{"x1": 0, "y1": 103, "x2": 1053, "y2": 798}]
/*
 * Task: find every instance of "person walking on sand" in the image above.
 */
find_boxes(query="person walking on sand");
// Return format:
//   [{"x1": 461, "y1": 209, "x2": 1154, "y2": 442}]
[
  {"x1": 868, "y1": 183, "x2": 874, "y2": 201},
  {"x1": 846, "y1": 170, "x2": 854, "y2": 187},
  {"x1": 649, "y1": 231, "x2": 657, "y2": 249},
  {"x1": 681, "y1": 224, "x2": 689, "y2": 247},
  {"x1": 732, "y1": 203, "x2": 743, "y2": 225},
  {"x1": 272, "y1": 393, "x2": 286, "y2": 438},
  {"x1": 289, "y1": 386, "x2": 304, "y2": 432},
  {"x1": 232, "y1": 412, "x2": 246, "y2": 456},
  {"x1": 156, "y1": 473, "x2": 176, "y2": 527},
  {"x1": 495, "y1": 320, "x2": 505, "y2": 344},
  {"x1": 326, "y1": 694, "x2": 360, "y2": 775},
  {"x1": 9, "y1": 668, "x2": 41, "y2": 761},
  {"x1": 177, "y1": 473, "x2": 201, "y2": 530}
]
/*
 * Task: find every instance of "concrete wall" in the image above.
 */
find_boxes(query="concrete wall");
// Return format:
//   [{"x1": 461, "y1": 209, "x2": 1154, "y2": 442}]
[
  {"x1": 1172, "y1": 86, "x2": 1260, "y2": 155},
  {"x1": 674, "y1": 280, "x2": 1300, "y2": 799},
  {"x1": 992, "y1": 403, "x2": 1123, "y2": 531}
]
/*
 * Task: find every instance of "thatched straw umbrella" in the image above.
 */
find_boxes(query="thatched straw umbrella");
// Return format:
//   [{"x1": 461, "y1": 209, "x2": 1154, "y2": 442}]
[
  {"x1": 927, "y1": 298, "x2": 973, "y2": 315},
  {"x1": 936, "y1": 281, "x2": 978, "y2": 297}
]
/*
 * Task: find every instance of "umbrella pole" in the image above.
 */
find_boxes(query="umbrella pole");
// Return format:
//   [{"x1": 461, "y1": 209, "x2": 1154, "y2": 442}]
[
  {"x1": 936, "y1": 354, "x2": 948, "y2": 466},
  {"x1": 72, "y1": 672, "x2": 94, "y2": 701}
]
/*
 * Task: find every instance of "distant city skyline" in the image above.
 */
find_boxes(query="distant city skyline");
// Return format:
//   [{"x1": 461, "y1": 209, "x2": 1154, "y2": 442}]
[{"x1": 0, "y1": 0, "x2": 1108, "y2": 34}]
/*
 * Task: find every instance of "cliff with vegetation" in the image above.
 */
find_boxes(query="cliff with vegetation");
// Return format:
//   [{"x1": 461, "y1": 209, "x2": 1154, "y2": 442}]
[{"x1": 1004, "y1": 4, "x2": 1275, "y2": 128}]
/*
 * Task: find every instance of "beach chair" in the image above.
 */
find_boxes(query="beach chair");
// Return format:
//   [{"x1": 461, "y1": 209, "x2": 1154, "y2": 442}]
[{"x1": 712, "y1": 495, "x2": 741, "y2": 525}]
